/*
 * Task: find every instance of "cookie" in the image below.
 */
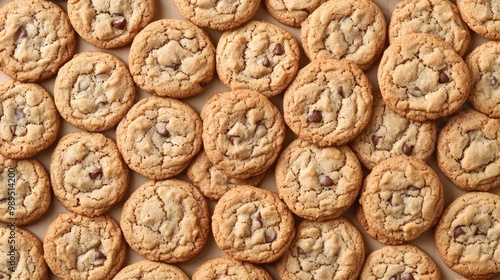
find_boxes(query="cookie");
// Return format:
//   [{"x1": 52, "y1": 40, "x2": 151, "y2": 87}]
[
  {"x1": 0, "y1": 0, "x2": 76, "y2": 82},
  {"x1": 301, "y1": 0, "x2": 387, "y2": 71},
  {"x1": 116, "y1": 96, "x2": 203, "y2": 180},
  {"x1": 67, "y1": 0, "x2": 155, "y2": 49},
  {"x1": 172, "y1": 0, "x2": 260, "y2": 31},
  {"x1": 358, "y1": 156, "x2": 444, "y2": 245},
  {"x1": 216, "y1": 20, "x2": 300, "y2": 98},
  {"x1": 54, "y1": 51, "x2": 135, "y2": 132},
  {"x1": 113, "y1": 260, "x2": 189, "y2": 280},
  {"x1": 120, "y1": 179, "x2": 210, "y2": 263},
  {"x1": 212, "y1": 185, "x2": 295, "y2": 263},
  {"x1": 388, "y1": 0, "x2": 471, "y2": 56},
  {"x1": 50, "y1": 132, "x2": 129, "y2": 217},
  {"x1": 201, "y1": 90, "x2": 285, "y2": 179},
  {"x1": 435, "y1": 192, "x2": 500, "y2": 280},
  {"x1": 129, "y1": 19, "x2": 215, "y2": 98},
  {"x1": 0, "y1": 156, "x2": 51, "y2": 226},
  {"x1": 276, "y1": 218, "x2": 365, "y2": 280},
  {"x1": 186, "y1": 150, "x2": 266, "y2": 201},
  {"x1": 192, "y1": 256, "x2": 273, "y2": 280},
  {"x1": 359, "y1": 244, "x2": 442, "y2": 279},
  {"x1": 457, "y1": 0, "x2": 500, "y2": 40},
  {"x1": 465, "y1": 41, "x2": 500, "y2": 118},
  {"x1": 43, "y1": 212, "x2": 126, "y2": 280},
  {"x1": 283, "y1": 59, "x2": 373, "y2": 147},
  {"x1": 0, "y1": 80, "x2": 60, "y2": 159},
  {"x1": 275, "y1": 138, "x2": 362, "y2": 221},
  {"x1": 350, "y1": 92, "x2": 437, "y2": 170},
  {"x1": 436, "y1": 109, "x2": 500, "y2": 192},
  {"x1": 263, "y1": 0, "x2": 327, "y2": 27},
  {"x1": 378, "y1": 33, "x2": 471, "y2": 122}
]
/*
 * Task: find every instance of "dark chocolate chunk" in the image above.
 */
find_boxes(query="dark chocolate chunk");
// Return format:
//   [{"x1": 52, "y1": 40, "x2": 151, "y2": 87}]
[
  {"x1": 475, "y1": 228, "x2": 487, "y2": 236},
  {"x1": 16, "y1": 27, "x2": 27, "y2": 40},
  {"x1": 15, "y1": 107, "x2": 25, "y2": 119},
  {"x1": 262, "y1": 55, "x2": 271, "y2": 67},
  {"x1": 297, "y1": 247, "x2": 305, "y2": 255},
  {"x1": 89, "y1": 167, "x2": 102, "y2": 180},
  {"x1": 307, "y1": 110, "x2": 322, "y2": 123},
  {"x1": 264, "y1": 228, "x2": 277, "y2": 243},
  {"x1": 273, "y1": 43, "x2": 285, "y2": 56},
  {"x1": 407, "y1": 185, "x2": 419, "y2": 191},
  {"x1": 10, "y1": 125, "x2": 16, "y2": 135},
  {"x1": 253, "y1": 212, "x2": 262, "y2": 225},
  {"x1": 319, "y1": 175, "x2": 334, "y2": 186},
  {"x1": 372, "y1": 135, "x2": 382, "y2": 146},
  {"x1": 95, "y1": 249, "x2": 106, "y2": 260},
  {"x1": 453, "y1": 226, "x2": 465, "y2": 239},
  {"x1": 112, "y1": 15, "x2": 127, "y2": 30},
  {"x1": 157, "y1": 128, "x2": 170, "y2": 137},
  {"x1": 401, "y1": 273, "x2": 414, "y2": 280},
  {"x1": 402, "y1": 144, "x2": 414, "y2": 156},
  {"x1": 438, "y1": 71, "x2": 450, "y2": 84},
  {"x1": 490, "y1": 76, "x2": 498, "y2": 87}
]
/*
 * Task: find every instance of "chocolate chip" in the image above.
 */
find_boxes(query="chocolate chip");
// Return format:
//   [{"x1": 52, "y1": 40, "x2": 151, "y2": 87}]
[
  {"x1": 297, "y1": 247, "x2": 305, "y2": 255},
  {"x1": 475, "y1": 228, "x2": 487, "y2": 236},
  {"x1": 273, "y1": 43, "x2": 285, "y2": 56},
  {"x1": 10, "y1": 125, "x2": 16, "y2": 135},
  {"x1": 157, "y1": 128, "x2": 170, "y2": 137},
  {"x1": 89, "y1": 167, "x2": 102, "y2": 180},
  {"x1": 112, "y1": 15, "x2": 127, "y2": 30},
  {"x1": 372, "y1": 135, "x2": 382, "y2": 146},
  {"x1": 389, "y1": 275, "x2": 399, "y2": 280},
  {"x1": 16, "y1": 27, "x2": 27, "y2": 40},
  {"x1": 228, "y1": 135, "x2": 240, "y2": 144},
  {"x1": 454, "y1": 226, "x2": 465, "y2": 239},
  {"x1": 15, "y1": 107, "x2": 25, "y2": 119},
  {"x1": 307, "y1": 110, "x2": 322, "y2": 123},
  {"x1": 253, "y1": 212, "x2": 262, "y2": 225},
  {"x1": 319, "y1": 175, "x2": 334, "y2": 186},
  {"x1": 490, "y1": 76, "x2": 498, "y2": 88},
  {"x1": 264, "y1": 228, "x2": 277, "y2": 243},
  {"x1": 407, "y1": 185, "x2": 419, "y2": 191},
  {"x1": 438, "y1": 71, "x2": 450, "y2": 84},
  {"x1": 337, "y1": 87, "x2": 344, "y2": 98},
  {"x1": 401, "y1": 273, "x2": 414, "y2": 280},
  {"x1": 402, "y1": 144, "x2": 414, "y2": 156},
  {"x1": 95, "y1": 249, "x2": 106, "y2": 260},
  {"x1": 262, "y1": 55, "x2": 271, "y2": 67},
  {"x1": 0, "y1": 274, "x2": 4, "y2": 279}
]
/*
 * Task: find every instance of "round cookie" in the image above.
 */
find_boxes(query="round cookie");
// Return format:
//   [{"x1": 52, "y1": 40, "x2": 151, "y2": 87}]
[
  {"x1": 276, "y1": 218, "x2": 365, "y2": 280},
  {"x1": 172, "y1": 0, "x2": 260, "y2": 31},
  {"x1": 0, "y1": 80, "x2": 60, "y2": 159},
  {"x1": 0, "y1": 156, "x2": 51, "y2": 226},
  {"x1": 129, "y1": 19, "x2": 215, "y2": 98},
  {"x1": 358, "y1": 156, "x2": 444, "y2": 245},
  {"x1": 275, "y1": 138, "x2": 362, "y2": 221},
  {"x1": 457, "y1": 0, "x2": 500, "y2": 40},
  {"x1": 43, "y1": 212, "x2": 126, "y2": 280},
  {"x1": 301, "y1": 0, "x2": 387, "y2": 71},
  {"x1": 192, "y1": 256, "x2": 273, "y2": 280},
  {"x1": 113, "y1": 260, "x2": 189, "y2": 280},
  {"x1": 0, "y1": 227, "x2": 48, "y2": 280},
  {"x1": 435, "y1": 192, "x2": 500, "y2": 280},
  {"x1": 283, "y1": 59, "x2": 373, "y2": 147},
  {"x1": 0, "y1": 0, "x2": 76, "y2": 82},
  {"x1": 120, "y1": 179, "x2": 210, "y2": 263},
  {"x1": 67, "y1": 0, "x2": 155, "y2": 49},
  {"x1": 216, "y1": 20, "x2": 300, "y2": 98},
  {"x1": 50, "y1": 132, "x2": 129, "y2": 217},
  {"x1": 212, "y1": 185, "x2": 295, "y2": 263},
  {"x1": 201, "y1": 90, "x2": 285, "y2": 179},
  {"x1": 350, "y1": 93, "x2": 437, "y2": 170},
  {"x1": 54, "y1": 51, "x2": 135, "y2": 132},
  {"x1": 378, "y1": 33, "x2": 471, "y2": 122},
  {"x1": 186, "y1": 150, "x2": 266, "y2": 201},
  {"x1": 263, "y1": 0, "x2": 327, "y2": 27},
  {"x1": 388, "y1": 0, "x2": 471, "y2": 56},
  {"x1": 437, "y1": 109, "x2": 500, "y2": 192},
  {"x1": 465, "y1": 41, "x2": 500, "y2": 118},
  {"x1": 116, "y1": 96, "x2": 203, "y2": 180},
  {"x1": 359, "y1": 244, "x2": 442, "y2": 279}
]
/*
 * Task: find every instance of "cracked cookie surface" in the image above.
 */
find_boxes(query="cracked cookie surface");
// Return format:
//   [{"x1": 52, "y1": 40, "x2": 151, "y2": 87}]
[
  {"x1": 359, "y1": 244, "x2": 441, "y2": 279},
  {"x1": 350, "y1": 93, "x2": 437, "y2": 170},
  {"x1": 263, "y1": 0, "x2": 326, "y2": 27},
  {"x1": 116, "y1": 96, "x2": 203, "y2": 180},
  {"x1": 54, "y1": 51, "x2": 135, "y2": 132},
  {"x1": 113, "y1": 260, "x2": 189, "y2": 280},
  {"x1": 465, "y1": 41, "x2": 500, "y2": 119},
  {"x1": 457, "y1": 0, "x2": 500, "y2": 40},
  {"x1": 436, "y1": 109, "x2": 500, "y2": 192},
  {"x1": 378, "y1": 33, "x2": 471, "y2": 122},
  {"x1": 389, "y1": 0, "x2": 471, "y2": 56},
  {"x1": 0, "y1": 156, "x2": 50, "y2": 225},
  {"x1": 212, "y1": 185, "x2": 295, "y2": 263},
  {"x1": 0, "y1": 0, "x2": 76, "y2": 82},
  {"x1": 358, "y1": 156, "x2": 444, "y2": 245},
  {"x1": 43, "y1": 213, "x2": 126, "y2": 280},
  {"x1": 192, "y1": 256, "x2": 273, "y2": 280},
  {"x1": 67, "y1": 0, "x2": 155, "y2": 49},
  {"x1": 0, "y1": 80, "x2": 60, "y2": 159},
  {"x1": 201, "y1": 90, "x2": 285, "y2": 179},
  {"x1": 172, "y1": 0, "x2": 260, "y2": 31},
  {"x1": 301, "y1": 0, "x2": 386, "y2": 71},
  {"x1": 283, "y1": 59, "x2": 373, "y2": 147},
  {"x1": 216, "y1": 20, "x2": 300, "y2": 98},
  {"x1": 275, "y1": 138, "x2": 362, "y2": 221},
  {"x1": 129, "y1": 19, "x2": 215, "y2": 98},
  {"x1": 120, "y1": 179, "x2": 210, "y2": 263},
  {"x1": 276, "y1": 218, "x2": 365, "y2": 280},
  {"x1": 50, "y1": 132, "x2": 129, "y2": 217},
  {"x1": 435, "y1": 192, "x2": 500, "y2": 280}
]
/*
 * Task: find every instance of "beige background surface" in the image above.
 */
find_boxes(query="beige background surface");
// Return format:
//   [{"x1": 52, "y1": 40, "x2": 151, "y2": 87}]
[{"x1": 0, "y1": 0, "x2": 499, "y2": 279}]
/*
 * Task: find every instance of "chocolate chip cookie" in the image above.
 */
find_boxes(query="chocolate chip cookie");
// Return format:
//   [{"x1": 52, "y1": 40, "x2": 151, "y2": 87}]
[
  {"x1": 113, "y1": 260, "x2": 189, "y2": 280},
  {"x1": 263, "y1": 0, "x2": 327, "y2": 27},
  {"x1": 457, "y1": 0, "x2": 500, "y2": 40},
  {"x1": 192, "y1": 256, "x2": 273, "y2": 280}
]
